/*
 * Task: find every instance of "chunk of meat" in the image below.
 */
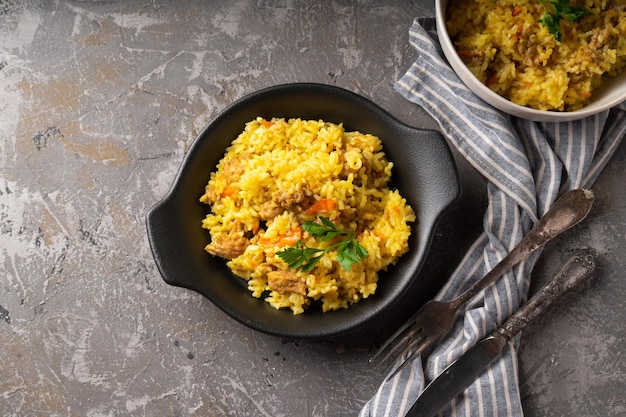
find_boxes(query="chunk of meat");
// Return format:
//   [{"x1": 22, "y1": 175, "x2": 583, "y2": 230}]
[
  {"x1": 259, "y1": 184, "x2": 312, "y2": 220},
  {"x1": 267, "y1": 270, "x2": 306, "y2": 295},
  {"x1": 222, "y1": 154, "x2": 248, "y2": 180},
  {"x1": 205, "y1": 224, "x2": 249, "y2": 259},
  {"x1": 259, "y1": 201, "x2": 283, "y2": 220},
  {"x1": 587, "y1": 28, "x2": 610, "y2": 59},
  {"x1": 200, "y1": 154, "x2": 249, "y2": 204},
  {"x1": 273, "y1": 186, "x2": 308, "y2": 209}
]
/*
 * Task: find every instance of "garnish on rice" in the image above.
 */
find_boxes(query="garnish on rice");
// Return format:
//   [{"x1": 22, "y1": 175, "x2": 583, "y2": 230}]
[
  {"x1": 277, "y1": 217, "x2": 368, "y2": 273},
  {"x1": 537, "y1": 0, "x2": 588, "y2": 42}
]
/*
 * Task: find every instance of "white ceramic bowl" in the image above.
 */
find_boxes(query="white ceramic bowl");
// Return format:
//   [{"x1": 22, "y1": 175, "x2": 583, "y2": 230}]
[{"x1": 435, "y1": 0, "x2": 626, "y2": 122}]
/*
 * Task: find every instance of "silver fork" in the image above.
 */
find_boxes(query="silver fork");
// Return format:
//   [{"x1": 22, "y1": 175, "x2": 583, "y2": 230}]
[{"x1": 370, "y1": 189, "x2": 595, "y2": 377}]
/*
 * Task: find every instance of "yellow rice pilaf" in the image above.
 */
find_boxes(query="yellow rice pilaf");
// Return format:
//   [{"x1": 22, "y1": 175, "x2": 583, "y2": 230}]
[
  {"x1": 446, "y1": 0, "x2": 626, "y2": 111},
  {"x1": 199, "y1": 117, "x2": 415, "y2": 314}
]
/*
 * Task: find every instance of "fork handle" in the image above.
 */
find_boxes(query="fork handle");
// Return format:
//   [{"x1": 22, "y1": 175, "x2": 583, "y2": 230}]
[
  {"x1": 450, "y1": 189, "x2": 594, "y2": 309},
  {"x1": 495, "y1": 248, "x2": 597, "y2": 341}
]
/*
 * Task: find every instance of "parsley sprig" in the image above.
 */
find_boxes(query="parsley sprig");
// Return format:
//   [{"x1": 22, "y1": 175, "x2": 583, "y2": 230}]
[
  {"x1": 276, "y1": 216, "x2": 368, "y2": 272},
  {"x1": 538, "y1": 0, "x2": 588, "y2": 42}
]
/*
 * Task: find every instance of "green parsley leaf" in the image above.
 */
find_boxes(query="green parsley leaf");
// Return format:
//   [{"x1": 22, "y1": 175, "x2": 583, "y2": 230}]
[
  {"x1": 537, "y1": 0, "x2": 589, "y2": 42},
  {"x1": 336, "y1": 239, "x2": 369, "y2": 272},
  {"x1": 276, "y1": 242, "x2": 324, "y2": 271},
  {"x1": 276, "y1": 217, "x2": 368, "y2": 272}
]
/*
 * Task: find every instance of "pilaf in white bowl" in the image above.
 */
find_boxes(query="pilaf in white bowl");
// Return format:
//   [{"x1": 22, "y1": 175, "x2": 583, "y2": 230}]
[{"x1": 436, "y1": 0, "x2": 626, "y2": 121}]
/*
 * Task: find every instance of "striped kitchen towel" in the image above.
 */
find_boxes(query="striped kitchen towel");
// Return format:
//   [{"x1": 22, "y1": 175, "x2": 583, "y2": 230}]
[{"x1": 359, "y1": 17, "x2": 626, "y2": 417}]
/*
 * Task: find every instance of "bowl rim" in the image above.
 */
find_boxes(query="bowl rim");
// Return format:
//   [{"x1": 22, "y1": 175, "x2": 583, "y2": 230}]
[
  {"x1": 146, "y1": 82, "x2": 461, "y2": 339},
  {"x1": 435, "y1": 0, "x2": 626, "y2": 122}
]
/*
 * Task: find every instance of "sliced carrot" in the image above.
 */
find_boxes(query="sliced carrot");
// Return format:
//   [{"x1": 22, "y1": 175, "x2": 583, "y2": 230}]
[
  {"x1": 304, "y1": 198, "x2": 336, "y2": 214},
  {"x1": 486, "y1": 74, "x2": 499, "y2": 86},
  {"x1": 512, "y1": 5, "x2": 523, "y2": 16},
  {"x1": 260, "y1": 119, "x2": 274, "y2": 127},
  {"x1": 582, "y1": 91, "x2": 592, "y2": 98},
  {"x1": 221, "y1": 185, "x2": 236, "y2": 198},
  {"x1": 279, "y1": 227, "x2": 302, "y2": 246},
  {"x1": 457, "y1": 50, "x2": 474, "y2": 59}
]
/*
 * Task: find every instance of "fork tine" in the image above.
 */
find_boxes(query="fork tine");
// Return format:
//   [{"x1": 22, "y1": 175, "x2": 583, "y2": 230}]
[
  {"x1": 373, "y1": 328, "x2": 421, "y2": 369},
  {"x1": 369, "y1": 317, "x2": 419, "y2": 364},
  {"x1": 381, "y1": 331, "x2": 425, "y2": 374},
  {"x1": 384, "y1": 332, "x2": 432, "y2": 379}
]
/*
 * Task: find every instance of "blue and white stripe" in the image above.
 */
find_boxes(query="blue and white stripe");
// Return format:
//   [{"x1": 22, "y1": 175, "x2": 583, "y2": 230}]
[{"x1": 360, "y1": 17, "x2": 626, "y2": 417}]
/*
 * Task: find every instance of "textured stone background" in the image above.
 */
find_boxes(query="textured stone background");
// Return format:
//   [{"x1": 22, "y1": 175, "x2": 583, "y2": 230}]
[{"x1": 1, "y1": 1, "x2": 624, "y2": 416}]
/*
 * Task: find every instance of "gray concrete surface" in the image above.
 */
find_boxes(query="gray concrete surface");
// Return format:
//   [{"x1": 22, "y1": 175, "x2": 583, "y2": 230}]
[{"x1": 1, "y1": 1, "x2": 624, "y2": 416}]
